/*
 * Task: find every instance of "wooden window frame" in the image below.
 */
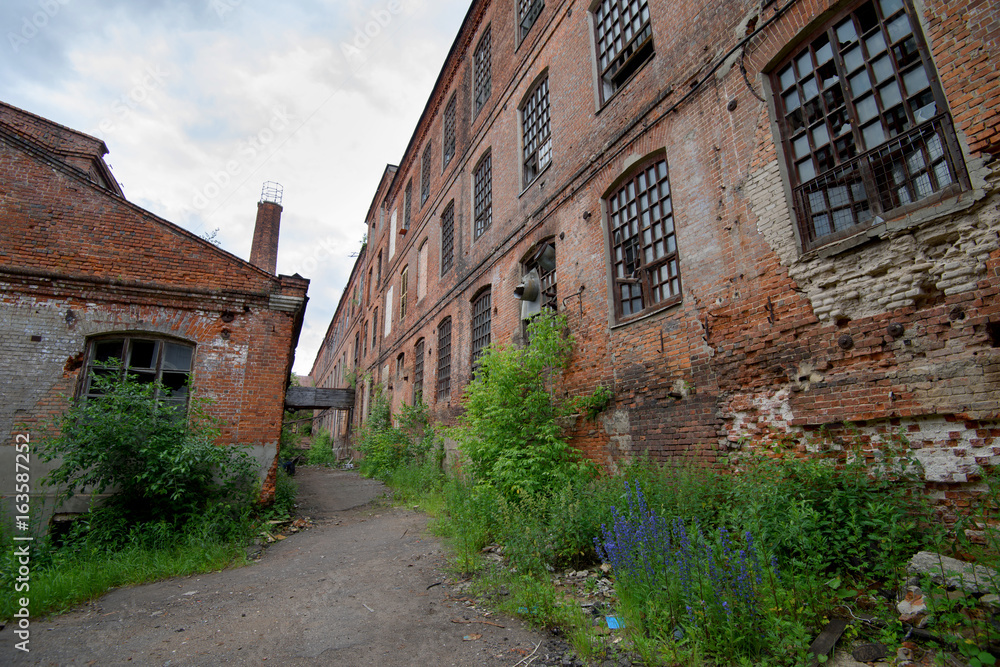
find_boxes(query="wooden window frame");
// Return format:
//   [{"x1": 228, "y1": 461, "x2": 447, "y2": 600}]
[
  {"x1": 770, "y1": 0, "x2": 967, "y2": 251},
  {"x1": 605, "y1": 155, "x2": 682, "y2": 322},
  {"x1": 592, "y1": 0, "x2": 654, "y2": 104},
  {"x1": 521, "y1": 74, "x2": 551, "y2": 187}
]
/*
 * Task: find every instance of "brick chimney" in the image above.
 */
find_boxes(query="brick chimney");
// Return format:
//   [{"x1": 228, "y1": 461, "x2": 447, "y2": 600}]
[{"x1": 249, "y1": 181, "x2": 283, "y2": 274}]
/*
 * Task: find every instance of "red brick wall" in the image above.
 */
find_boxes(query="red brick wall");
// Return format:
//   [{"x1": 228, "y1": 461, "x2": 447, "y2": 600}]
[
  {"x1": 0, "y1": 126, "x2": 308, "y2": 504},
  {"x1": 314, "y1": 0, "x2": 1000, "y2": 516}
]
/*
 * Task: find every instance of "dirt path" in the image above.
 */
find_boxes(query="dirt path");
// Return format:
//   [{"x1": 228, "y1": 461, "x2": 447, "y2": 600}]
[{"x1": 3, "y1": 468, "x2": 561, "y2": 666}]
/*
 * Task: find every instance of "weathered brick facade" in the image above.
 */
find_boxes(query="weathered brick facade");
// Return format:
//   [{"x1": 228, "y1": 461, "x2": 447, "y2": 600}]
[
  {"x1": 311, "y1": 0, "x2": 1000, "y2": 518},
  {"x1": 0, "y1": 102, "x2": 308, "y2": 521}
]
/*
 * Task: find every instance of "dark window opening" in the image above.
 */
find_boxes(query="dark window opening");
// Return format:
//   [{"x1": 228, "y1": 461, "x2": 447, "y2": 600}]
[
  {"x1": 474, "y1": 152, "x2": 493, "y2": 239},
  {"x1": 403, "y1": 180, "x2": 412, "y2": 232},
  {"x1": 522, "y1": 75, "x2": 551, "y2": 185},
  {"x1": 83, "y1": 336, "x2": 194, "y2": 412},
  {"x1": 594, "y1": 0, "x2": 654, "y2": 102},
  {"x1": 443, "y1": 95, "x2": 457, "y2": 168},
  {"x1": 437, "y1": 317, "x2": 452, "y2": 400},
  {"x1": 519, "y1": 0, "x2": 544, "y2": 40},
  {"x1": 606, "y1": 157, "x2": 681, "y2": 321},
  {"x1": 471, "y1": 289, "x2": 492, "y2": 370},
  {"x1": 772, "y1": 0, "x2": 966, "y2": 250},
  {"x1": 474, "y1": 27, "x2": 492, "y2": 115},
  {"x1": 421, "y1": 144, "x2": 432, "y2": 206},
  {"x1": 413, "y1": 338, "x2": 425, "y2": 404},
  {"x1": 441, "y1": 202, "x2": 455, "y2": 275}
]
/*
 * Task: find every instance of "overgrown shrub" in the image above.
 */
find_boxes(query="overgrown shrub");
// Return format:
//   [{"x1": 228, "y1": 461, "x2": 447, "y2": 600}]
[
  {"x1": 307, "y1": 428, "x2": 339, "y2": 466},
  {"x1": 450, "y1": 311, "x2": 594, "y2": 501},
  {"x1": 357, "y1": 391, "x2": 440, "y2": 480},
  {"x1": 724, "y1": 429, "x2": 931, "y2": 580},
  {"x1": 41, "y1": 368, "x2": 257, "y2": 529}
]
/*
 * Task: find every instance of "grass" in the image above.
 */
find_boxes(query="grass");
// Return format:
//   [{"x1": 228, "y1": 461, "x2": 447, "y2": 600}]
[
  {"x1": 1, "y1": 539, "x2": 246, "y2": 619},
  {"x1": 368, "y1": 431, "x2": 999, "y2": 666}
]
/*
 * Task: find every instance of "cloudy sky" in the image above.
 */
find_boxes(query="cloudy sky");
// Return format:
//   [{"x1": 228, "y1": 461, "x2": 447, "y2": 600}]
[{"x1": 1, "y1": 0, "x2": 469, "y2": 376}]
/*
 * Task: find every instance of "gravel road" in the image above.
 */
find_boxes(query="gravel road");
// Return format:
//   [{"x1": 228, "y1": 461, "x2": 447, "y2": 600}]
[{"x1": 2, "y1": 467, "x2": 558, "y2": 666}]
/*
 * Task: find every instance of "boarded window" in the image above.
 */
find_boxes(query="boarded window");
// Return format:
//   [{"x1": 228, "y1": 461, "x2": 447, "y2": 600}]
[{"x1": 417, "y1": 240, "x2": 429, "y2": 301}]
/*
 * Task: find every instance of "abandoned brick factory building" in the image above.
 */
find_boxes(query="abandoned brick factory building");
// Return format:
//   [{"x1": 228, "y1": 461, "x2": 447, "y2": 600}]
[
  {"x1": 311, "y1": 0, "x2": 1000, "y2": 514},
  {"x1": 0, "y1": 101, "x2": 309, "y2": 519}
]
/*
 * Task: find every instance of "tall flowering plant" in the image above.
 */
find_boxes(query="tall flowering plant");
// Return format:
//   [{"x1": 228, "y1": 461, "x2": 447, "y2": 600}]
[{"x1": 595, "y1": 482, "x2": 794, "y2": 660}]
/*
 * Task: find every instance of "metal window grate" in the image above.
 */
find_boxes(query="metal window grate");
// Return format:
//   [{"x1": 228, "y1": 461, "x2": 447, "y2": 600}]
[
  {"x1": 474, "y1": 153, "x2": 492, "y2": 239},
  {"x1": 474, "y1": 27, "x2": 492, "y2": 115},
  {"x1": 441, "y1": 202, "x2": 455, "y2": 275},
  {"x1": 594, "y1": 0, "x2": 653, "y2": 100},
  {"x1": 522, "y1": 76, "x2": 551, "y2": 184},
  {"x1": 436, "y1": 317, "x2": 452, "y2": 400},
  {"x1": 443, "y1": 95, "x2": 457, "y2": 167},
  {"x1": 519, "y1": 0, "x2": 544, "y2": 39},
  {"x1": 400, "y1": 267, "x2": 408, "y2": 320},
  {"x1": 773, "y1": 0, "x2": 964, "y2": 248},
  {"x1": 413, "y1": 338, "x2": 425, "y2": 404},
  {"x1": 403, "y1": 181, "x2": 412, "y2": 231},
  {"x1": 608, "y1": 158, "x2": 680, "y2": 319},
  {"x1": 421, "y1": 144, "x2": 432, "y2": 205},
  {"x1": 471, "y1": 290, "x2": 492, "y2": 368}
]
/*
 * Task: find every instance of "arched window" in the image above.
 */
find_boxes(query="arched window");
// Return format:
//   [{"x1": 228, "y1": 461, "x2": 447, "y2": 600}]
[
  {"x1": 436, "y1": 317, "x2": 452, "y2": 400},
  {"x1": 471, "y1": 288, "x2": 492, "y2": 369},
  {"x1": 605, "y1": 155, "x2": 681, "y2": 321},
  {"x1": 83, "y1": 336, "x2": 194, "y2": 412}
]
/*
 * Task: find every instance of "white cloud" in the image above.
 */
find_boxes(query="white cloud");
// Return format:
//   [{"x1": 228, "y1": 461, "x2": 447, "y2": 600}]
[{"x1": 1, "y1": 0, "x2": 468, "y2": 375}]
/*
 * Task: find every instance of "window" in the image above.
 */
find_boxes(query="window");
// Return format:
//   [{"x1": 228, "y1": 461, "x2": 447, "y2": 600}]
[
  {"x1": 421, "y1": 144, "x2": 432, "y2": 205},
  {"x1": 772, "y1": 0, "x2": 965, "y2": 250},
  {"x1": 593, "y1": 0, "x2": 654, "y2": 102},
  {"x1": 377, "y1": 250, "x2": 383, "y2": 286},
  {"x1": 441, "y1": 201, "x2": 455, "y2": 275},
  {"x1": 384, "y1": 287, "x2": 393, "y2": 337},
  {"x1": 396, "y1": 353, "x2": 405, "y2": 383},
  {"x1": 372, "y1": 308, "x2": 379, "y2": 347},
  {"x1": 606, "y1": 156, "x2": 681, "y2": 320},
  {"x1": 436, "y1": 317, "x2": 452, "y2": 400},
  {"x1": 354, "y1": 331, "x2": 360, "y2": 367},
  {"x1": 403, "y1": 180, "x2": 412, "y2": 233},
  {"x1": 474, "y1": 152, "x2": 492, "y2": 239},
  {"x1": 519, "y1": 0, "x2": 544, "y2": 41},
  {"x1": 389, "y1": 208, "x2": 397, "y2": 258},
  {"x1": 413, "y1": 338, "x2": 425, "y2": 404},
  {"x1": 417, "y1": 240, "x2": 428, "y2": 301},
  {"x1": 399, "y1": 266, "x2": 408, "y2": 320},
  {"x1": 525, "y1": 240, "x2": 557, "y2": 311},
  {"x1": 474, "y1": 27, "x2": 492, "y2": 115},
  {"x1": 471, "y1": 289, "x2": 492, "y2": 369},
  {"x1": 367, "y1": 268, "x2": 373, "y2": 303},
  {"x1": 443, "y1": 95, "x2": 457, "y2": 168},
  {"x1": 83, "y1": 337, "x2": 194, "y2": 412},
  {"x1": 522, "y1": 75, "x2": 551, "y2": 185}
]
